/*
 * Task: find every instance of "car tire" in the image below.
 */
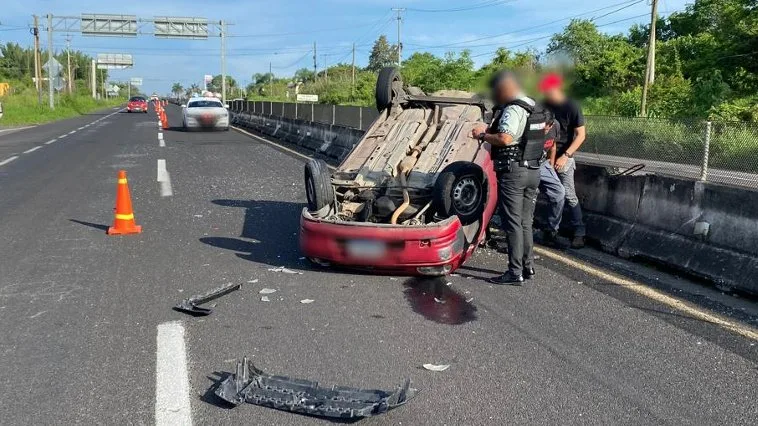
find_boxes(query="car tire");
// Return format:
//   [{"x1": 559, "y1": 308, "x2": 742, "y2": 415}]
[
  {"x1": 433, "y1": 162, "x2": 486, "y2": 226},
  {"x1": 304, "y1": 159, "x2": 334, "y2": 213},
  {"x1": 375, "y1": 67, "x2": 401, "y2": 111}
]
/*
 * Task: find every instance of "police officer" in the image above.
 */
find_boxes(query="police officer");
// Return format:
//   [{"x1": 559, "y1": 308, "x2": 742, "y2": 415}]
[{"x1": 472, "y1": 71, "x2": 549, "y2": 285}]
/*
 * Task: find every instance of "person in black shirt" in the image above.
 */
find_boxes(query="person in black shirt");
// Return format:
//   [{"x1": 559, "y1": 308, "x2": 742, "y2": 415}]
[{"x1": 538, "y1": 73, "x2": 586, "y2": 248}]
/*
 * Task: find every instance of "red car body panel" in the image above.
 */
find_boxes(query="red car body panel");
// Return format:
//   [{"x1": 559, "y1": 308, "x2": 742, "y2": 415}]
[
  {"x1": 300, "y1": 144, "x2": 498, "y2": 276},
  {"x1": 127, "y1": 100, "x2": 148, "y2": 112}
]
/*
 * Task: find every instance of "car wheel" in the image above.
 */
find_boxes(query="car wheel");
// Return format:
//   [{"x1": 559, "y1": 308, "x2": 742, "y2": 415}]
[
  {"x1": 304, "y1": 159, "x2": 335, "y2": 213},
  {"x1": 433, "y1": 162, "x2": 485, "y2": 226},
  {"x1": 375, "y1": 67, "x2": 402, "y2": 111}
]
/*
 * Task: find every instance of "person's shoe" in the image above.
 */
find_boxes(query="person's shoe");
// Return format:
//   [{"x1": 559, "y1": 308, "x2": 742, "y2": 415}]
[
  {"x1": 541, "y1": 230, "x2": 568, "y2": 249},
  {"x1": 487, "y1": 271, "x2": 524, "y2": 286},
  {"x1": 523, "y1": 267, "x2": 536, "y2": 280},
  {"x1": 571, "y1": 236, "x2": 585, "y2": 249}
]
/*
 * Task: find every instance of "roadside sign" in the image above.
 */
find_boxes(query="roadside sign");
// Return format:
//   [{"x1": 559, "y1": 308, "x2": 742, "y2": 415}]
[
  {"x1": 130, "y1": 77, "x2": 143, "y2": 86},
  {"x1": 204, "y1": 74, "x2": 213, "y2": 84},
  {"x1": 297, "y1": 94, "x2": 318, "y2": 103},
  {"x1": 42, "y1": 58, "x2": 62, "y2": 74}
]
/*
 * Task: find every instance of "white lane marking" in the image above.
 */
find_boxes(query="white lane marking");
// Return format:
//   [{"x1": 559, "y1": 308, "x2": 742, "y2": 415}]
[
  {"x1": 158, "y1": 132, "x2": 165, "y2": 147},
  {"x1": 0, "y1": 125, "x2": 36, "y2": 135},
  {"x1": 45, "y1": 138, "x2": 57, "y2": 145},
  {"x1": 68, "y1": 130, "x2": 76, "y2": 135},
  {"x1": 232, "y1": 126, "x2": 337, "y2": 171},
  {"x1": 155, "y1": 321, "x2": 192, "y2": 426},
  {"x1": 77, "y1": 126, "x2": 85, "y2": 130},
  {"x1": 58, "y1": 134, "x2": 67, "y2": 139},
  {"x1": 157, "y1": 159, "x2": 173, "y2": 197},
  {"x1": 0, "y1": 156, "x2": 19, "y2": 166},
  {"x1": 23, "y1": 146, "x2": 42, "y2": 154}
]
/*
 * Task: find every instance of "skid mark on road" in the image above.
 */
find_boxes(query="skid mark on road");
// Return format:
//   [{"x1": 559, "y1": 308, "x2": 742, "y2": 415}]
[{"x1": 155, "y1": 321, "x2": 192, "y2": 426}]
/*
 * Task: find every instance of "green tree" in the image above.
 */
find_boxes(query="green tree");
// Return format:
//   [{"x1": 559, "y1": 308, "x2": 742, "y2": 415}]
[
  {"x1": 367, "y1": 35, "x2": 398, "y2": 72},
  {"x1": 171, "y1": 82, "x2": 183, "y2": 96}
]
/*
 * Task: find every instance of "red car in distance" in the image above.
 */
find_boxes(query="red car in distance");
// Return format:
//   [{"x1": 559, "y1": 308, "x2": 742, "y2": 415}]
[
  {"x1": 127, "y1": 96, "x2": 148, "y2": 113},
  {"x1": 300, "y1": 68, "x2": 498, "y2": 276}
]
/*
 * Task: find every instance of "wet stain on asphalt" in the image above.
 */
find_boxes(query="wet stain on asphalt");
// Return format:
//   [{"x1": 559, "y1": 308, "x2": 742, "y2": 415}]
[{"x1": 403, "y1": 277, "x2": 477, "y2": 325}]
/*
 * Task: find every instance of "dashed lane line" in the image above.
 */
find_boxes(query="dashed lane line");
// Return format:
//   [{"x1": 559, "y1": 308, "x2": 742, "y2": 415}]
[
  {"x1": 157, "y1": 159, "x2": 173, "y2": 197},
  {"x1": 155, "y1": 321, "x2": 192, "y2": 426},
  {"x1": 158, "y1": 132, "x2": 165, "y2": 147},
  {"x1": 534, "y1": 246, "x2": 758, "y2": 342},
  {"x1": 45, "y1": 138, "x2": 57, "y2": 145},
  {"x1": 68, "y1": 130, "x2": 76, "y2": 135},
  {"x1": 0, "y1": 156, "x2": 19, "y2": 166},
  {"x1": 23, "y1": 146, "x2": 42, "y2": 154}
]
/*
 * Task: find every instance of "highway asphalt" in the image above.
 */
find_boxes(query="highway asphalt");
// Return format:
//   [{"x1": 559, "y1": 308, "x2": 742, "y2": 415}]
[{"x1": 0, "y1": 104, "x2": 756, "y2": 425}]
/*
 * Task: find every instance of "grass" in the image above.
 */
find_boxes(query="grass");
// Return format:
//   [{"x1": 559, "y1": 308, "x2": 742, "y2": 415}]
[{"x1": 0, "y1": 91, "x2": 125, "y2": 127}]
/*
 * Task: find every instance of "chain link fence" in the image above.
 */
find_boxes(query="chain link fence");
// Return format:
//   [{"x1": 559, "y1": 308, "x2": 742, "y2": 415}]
[{"x1": 230, "y1": 100, "x2": 758, "y2": 189}]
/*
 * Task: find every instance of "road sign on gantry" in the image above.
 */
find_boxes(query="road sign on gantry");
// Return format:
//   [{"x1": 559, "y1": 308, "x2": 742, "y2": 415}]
[
  {"x1": 81, "y1": 14, "x2": 138, "y2": 36},
  {"x1": 97, "y1": 53, "x2": 134, "y2": 70},
  {"x1": 130, "y1": 78, "x2": 143, "y2": 86},
  {"x1": 153, "y1": 17, "x2": 208, "y2": 39}
]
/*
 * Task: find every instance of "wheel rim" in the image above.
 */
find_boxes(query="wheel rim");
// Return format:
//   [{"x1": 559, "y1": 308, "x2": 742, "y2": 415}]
[{"x1": 452, "y1": 177, "x2": 479, "y2": 215}]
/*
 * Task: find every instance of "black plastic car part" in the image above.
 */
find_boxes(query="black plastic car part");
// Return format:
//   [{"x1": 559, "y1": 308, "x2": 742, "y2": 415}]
[
  {"x1": 214, "y1": 358, "x2": 418, "y2": 419},
  {"x1": 173, "y1": 282, "x2": 242, "y2": 316}
]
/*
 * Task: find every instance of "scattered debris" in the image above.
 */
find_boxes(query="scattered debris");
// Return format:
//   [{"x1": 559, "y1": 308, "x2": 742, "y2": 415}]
[
  {"x1": 193, "y1": 214, "x2": 203, "y2": 218},
  {"x1": 300, "y1": 299, "x2": 315, "y2": 304},
  {"x1": 173, "y1": 283, "x2": 242, "y2": 316},
  {"x1": 258, "y1": 288, "x2": 277, "y2": 295},
  {"x1": 466, "y1": 297, "x2": 474, "y2": 303},
  {"x1": 446, "y1": 282, "x2": 452, "y2": 286},
  {"x1": 268, "y1": 266, "x2": 303, "y2": 275},
  {"x1": 247, "y1": 279, "x2": 259, "y2": 284},
  {"x1": 422, "y1": 363, "x2": 450, "y2": 372},
  {"x1": 214, "y1": 358, "x2": 417, "y2": 418},
  {"x1": 434, "y1": 297, "x2": 445, "y2": 304},
  {"x1": 260, "y1": 296, "x2": 270, "y2": 302}
]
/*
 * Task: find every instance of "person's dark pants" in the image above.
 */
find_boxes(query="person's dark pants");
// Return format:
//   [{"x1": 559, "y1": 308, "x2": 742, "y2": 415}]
[
  {"x1": 497, "y1": 163, "x2": 540, "y2": 276},
  {"x1": 538, "y1": 161, "x2": 565, "y2": 233}
]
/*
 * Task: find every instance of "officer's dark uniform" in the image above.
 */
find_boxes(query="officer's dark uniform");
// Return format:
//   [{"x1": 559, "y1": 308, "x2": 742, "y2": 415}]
[{"x1": 489, "y1": 95, "x2": 549, "y2": 282}]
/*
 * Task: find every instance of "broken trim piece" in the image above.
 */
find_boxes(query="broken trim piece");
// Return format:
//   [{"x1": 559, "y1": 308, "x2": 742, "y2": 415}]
[
  {"x1": 214, "y1": 358, "x2": 418, "y2": 419},
  {"x1": 173, "y1": 282, "x2": 242, "y2": 316}
]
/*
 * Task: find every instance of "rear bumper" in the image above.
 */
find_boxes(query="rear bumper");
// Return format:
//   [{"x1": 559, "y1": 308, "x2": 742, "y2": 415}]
[{"x1": 300, "y1": 209, "x2": 466, "y2": 275}]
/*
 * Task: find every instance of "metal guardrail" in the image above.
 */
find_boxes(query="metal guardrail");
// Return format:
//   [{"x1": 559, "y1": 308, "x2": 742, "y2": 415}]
[{"x1": 230, "y1": 100, "x2": 758, "y2": 189}]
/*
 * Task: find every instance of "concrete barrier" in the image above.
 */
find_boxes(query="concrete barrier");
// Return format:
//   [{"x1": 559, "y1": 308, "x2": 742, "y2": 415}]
[{"x1": 231, "y1": 107, "x2": 758, "y2": 296}]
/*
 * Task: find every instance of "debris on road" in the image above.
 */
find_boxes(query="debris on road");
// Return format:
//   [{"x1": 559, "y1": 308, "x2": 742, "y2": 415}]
[
  {"x1": 173, "y1": 282, "x2": 242, "y2": 316},
  {"x1": 258, "y1": 288, "x2": 277, "y2": 294},
  {"x1": 300, "y1": 299, "x2": 315, "y2": 304},
  {"x1": 267, "y1": 266, "x2": 303, "y2": 275},
  {"x1": 422, "y1": 363, "x2": 450, "y2": 372},
  {"x1": 214, "y1": 358, "x2": 418, "y2": 419},
  {"x1": 247, "y1": 279, "x2": 259, "y2": 284},
  {"x1": 260, "y1": 296, "x2": 270, "y2": 302}
]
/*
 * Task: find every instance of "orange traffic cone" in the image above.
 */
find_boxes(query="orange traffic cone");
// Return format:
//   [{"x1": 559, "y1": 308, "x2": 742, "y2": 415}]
[
  {"x1": 161, "y1": 110, "x2": 169, "y2": 129},
  {"x1": 107, "y1": 170, "x2": 142, "y2": 235}
]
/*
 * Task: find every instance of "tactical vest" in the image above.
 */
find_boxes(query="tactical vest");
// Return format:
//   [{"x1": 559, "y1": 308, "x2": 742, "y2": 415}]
[{"x1": 490, "y1": 99, "x2": 549, "y2": 167}]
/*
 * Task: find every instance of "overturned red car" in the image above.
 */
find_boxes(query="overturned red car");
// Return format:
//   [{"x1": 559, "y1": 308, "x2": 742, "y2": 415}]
[{"x1": 300, "y1": 68, "x2": 498, "y2": 276}]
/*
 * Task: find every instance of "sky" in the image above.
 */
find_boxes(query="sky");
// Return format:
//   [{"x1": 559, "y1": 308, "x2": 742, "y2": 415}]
[{"x1": 0, "y1": 0, "x2": 691, "y2": 94}]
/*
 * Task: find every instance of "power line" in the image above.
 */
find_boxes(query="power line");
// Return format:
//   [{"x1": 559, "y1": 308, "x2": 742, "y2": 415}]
[
  {"x1": 407, "y1": 0, "x2": 515, "y2": 13},
  {"x1": 590, "y1": 0, "x2": 645, "y2": 21}
]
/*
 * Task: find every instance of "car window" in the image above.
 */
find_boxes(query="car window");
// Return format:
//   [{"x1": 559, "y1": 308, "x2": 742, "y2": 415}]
[
  {"x1": 129, "y1": 97, "x2": 146, "y2": 102},
  {"x1": 188, "y1": 100, "x2": 223, "y2": 108}
]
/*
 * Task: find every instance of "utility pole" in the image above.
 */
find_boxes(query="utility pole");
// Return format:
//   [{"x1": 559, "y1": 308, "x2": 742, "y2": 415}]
[
  {"x1": 322, "y1": 54, "x2": 328, "y2": 83},
  {"x1": 65, "y1": 35, "x2": 72, "y2": 93},
  {"x1": 90, "y1": 59, "x2": 96, "y2": 98},
  {"x1": 269, "y1": 62, "x2": 273, "y2": 98},
  {"x1": 640, "y1": 0, "x2": 658, "y2": 117},
  {"x1": 351, "y1": 42, "x2": 356, "y2": 100},
  {"x1": 392, "y1": 8, "x2": 405, "y2": 66},
  {"x1": 220, "y1": 20, "x2": 227, "y2": 104},
  {"x1": 46, "y1": 14, "x2": 54, "y2": 109},
  {"x1": 313, "y1": 41, "x2": 317, "y2": 82},
  {"x1": 32, "y1": 15, "x2": 42, "y2": 105}
]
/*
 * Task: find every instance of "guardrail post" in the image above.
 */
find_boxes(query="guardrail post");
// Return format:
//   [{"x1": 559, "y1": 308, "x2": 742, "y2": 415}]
[
  {"x1": 700, "y1": 121, "x2": 712, "y2": 182},
  {"x1": 332, "y1": 104, "x2": 336, "y2": 125},
  {"x1": 359, "y1": 107, "x2": 363, "y2": 130},
  {"x1": 281, "y1": 102, "x2": 285, "y2": 117},
  {"x1": 311, "y1": 103, "x2": 314, "y2": 122},
  {"x1": 294, "y1": 102, "x2": 298, "y2": 120}
]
